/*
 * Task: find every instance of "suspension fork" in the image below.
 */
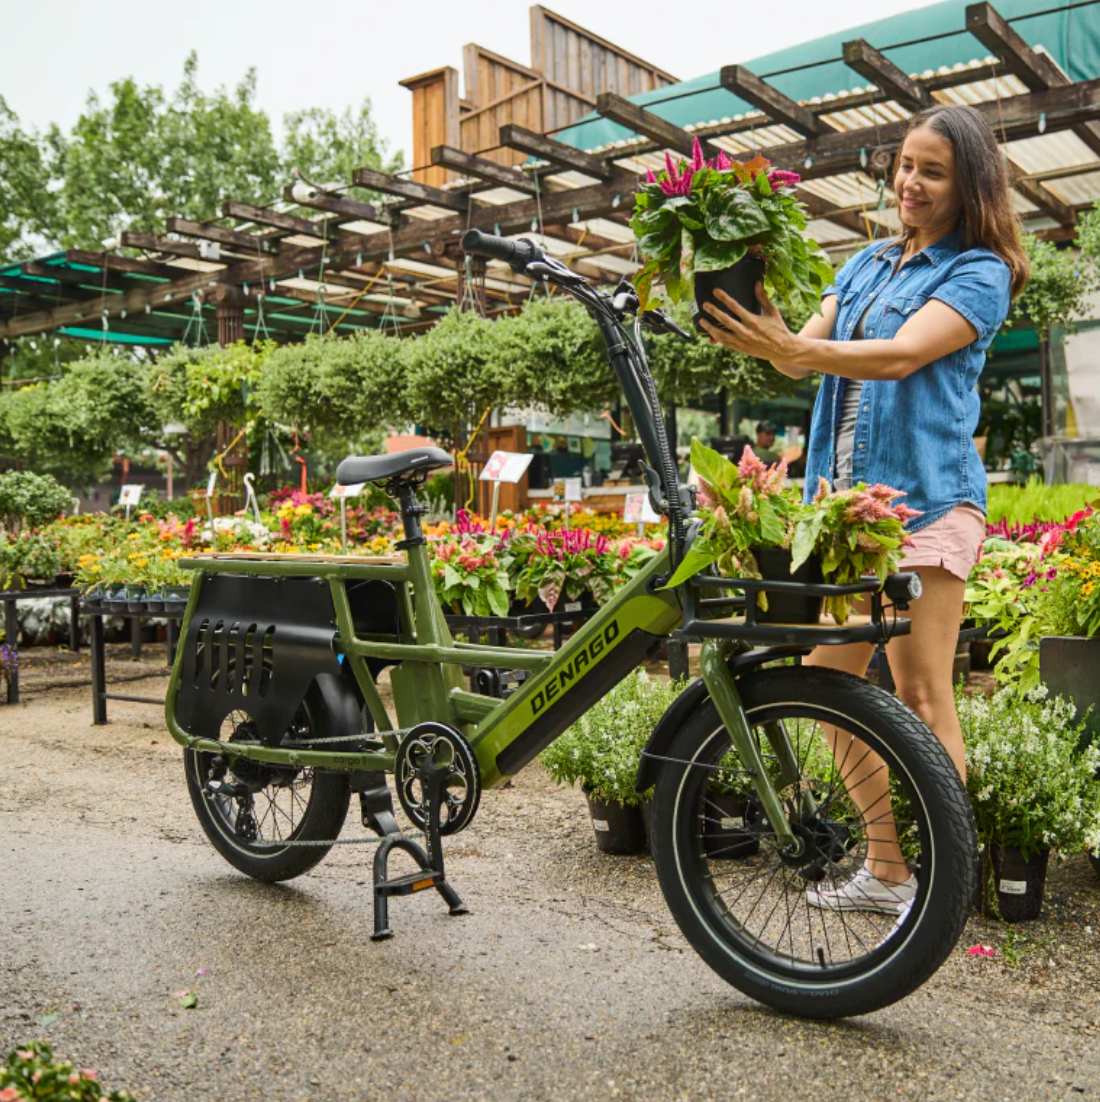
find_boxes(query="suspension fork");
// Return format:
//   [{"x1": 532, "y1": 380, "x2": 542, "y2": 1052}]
[{"x1": 699, "y1": 639, "x2": 811, "y2": 850}]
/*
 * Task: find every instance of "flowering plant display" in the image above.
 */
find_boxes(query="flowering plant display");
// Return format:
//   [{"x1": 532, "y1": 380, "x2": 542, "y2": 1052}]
[
  {"x1": 957, "y1": 684, "x2": 1100, "y2": 859},
  {"x1": 1, "y1": 1041, "x2": 132, "y2": 1101},
  {"x1": 791, "y1": 480, "x2": 920, "y2": 624},
  {"x1": 665, "y1": 439, "x2": 797, "y2": 592},
  {"x1": 630, "y1": 139, "x2": 834, "y2": 316},
  {"x1": 509, "y1": 526, "x2": 620, "y2": 611},
  {"x1": 0, "y1": 642, "x2": 18, "y2": 687},
  {"x1": 539, "y1": 669, "x2": 687, "y2": 806},
  {"x1": 431, "y1": 532, "x2": 512, "y2": 618},
  {"x1": 0, "y1": 529, "x2": 63, "y2": 588}
]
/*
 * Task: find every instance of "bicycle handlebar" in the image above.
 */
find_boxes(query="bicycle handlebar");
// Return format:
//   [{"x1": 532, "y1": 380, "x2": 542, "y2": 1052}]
[{"x1": 460, "y1": 229, "x2": 544, "y2": 274}]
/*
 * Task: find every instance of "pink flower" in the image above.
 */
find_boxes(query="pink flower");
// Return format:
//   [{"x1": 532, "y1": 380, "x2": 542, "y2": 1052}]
[
  {"x1": 767, "y1": 169, "x2": 802, "y2": 189},
  {"x1": 812, "y1": 476, "x2": 831, "y2": 505},
  {"x1": 696, "y1": 479, "x2": 717, "y2": 508},
  {"x1": 1, "y1": 1087, "x2": 22, "y2": 1101},
  {"x1": 967, "y1": 945, "x2": 996, "y2": 958},
  {"x1": 737, "y1": 444, "x2": 767, "y2": 484},
  {"x1": 645, "y1": 168, "x2": 658, "y2": 184},
  {"x1": 866, "y1": 483, "x2": 903, "y2": 503}
]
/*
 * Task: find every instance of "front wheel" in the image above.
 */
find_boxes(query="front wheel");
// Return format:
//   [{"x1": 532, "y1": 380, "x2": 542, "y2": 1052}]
[{"x1": 651, "y1": 666, "x2": 976, "y2": 1019}]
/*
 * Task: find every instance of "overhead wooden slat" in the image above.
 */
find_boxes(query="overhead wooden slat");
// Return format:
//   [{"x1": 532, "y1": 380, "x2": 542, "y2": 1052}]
[
  {"x1": 430, "y1": 144, "x2": 538, "y2": 193},
  {"x1": 65, "y1": 250, "x2": 177, "y2": 278},
  {"x1": 120, "y1": 232, "x2": 211, "y2": 261},
  {"x1": 352, "y1": 168, "x2": 470, "y2": 213},
  {"x1": 595, "y1": 92, "x2": 719, "y2": 158},
  {"x1": 499, "y1": 124, "x2": 614, "y2": 180},
  {"x1": 19, "y1": 262, "x2": 152, "y2": 294},
  {"x1": 719, "y1": 66, "x2": 827, "y2": 138},
  {"x1": 222, "y1": 201, "x2": 333, "y2": 241},
  {"x1": 795, "y1": 191, "x2": 870, "y2": 239},
  {"x1": 280, "y1": 187, "x2": 391, "y2": 227},
  {"x1": 841, "y1": 39, "x2": 932, "y2": 112},
  {"x1": 166, "y1": 217, "x2": 280, "y2": 256},
  {"x1": 1010, "y1": 168, "x2": 1076, "y2": 226},
  {"x1": 966, "y1": 2, "x2": 1100, "y2": 158}
]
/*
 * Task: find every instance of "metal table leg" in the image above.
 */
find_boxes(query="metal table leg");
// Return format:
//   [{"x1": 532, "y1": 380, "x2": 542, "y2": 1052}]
[
  {"x1": 69, "y1": 596, "x2": 81, "y2": 652},
  {"x1": 130, "y1": 616, "x2": 142, "y2": 658},
  {"x1": 166, "y1": 619, "x2": 176, "y2": 667},
  {"x1": 4, "y1": 600, "x2": 18, "y2": 705},
  {"x1": 90, "y1": 613, "x2": 108, "y2": 724},
  {"x1": 668, "y1": 638, "x2": 690, "y2": 682}
]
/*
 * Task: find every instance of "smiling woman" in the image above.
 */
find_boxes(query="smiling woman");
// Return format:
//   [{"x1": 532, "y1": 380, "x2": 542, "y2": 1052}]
[{"x1": 702, "y1": 102, "x2": 1030, "y2": 915}]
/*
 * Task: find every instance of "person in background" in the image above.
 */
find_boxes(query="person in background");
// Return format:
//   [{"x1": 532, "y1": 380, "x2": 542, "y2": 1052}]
[{"x1": 754, "y1": 420, "x2": 780, "y2": 463}]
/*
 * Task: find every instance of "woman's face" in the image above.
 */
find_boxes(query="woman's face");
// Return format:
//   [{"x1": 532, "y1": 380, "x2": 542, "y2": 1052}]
[{"x1": 894, "y1": 125, "x2": 963, "y2": 233}]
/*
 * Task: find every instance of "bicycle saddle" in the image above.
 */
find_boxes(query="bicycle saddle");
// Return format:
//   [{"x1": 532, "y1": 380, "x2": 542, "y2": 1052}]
[{"x1": 336, "y1": 446, "x2": 452, "y2": 486}]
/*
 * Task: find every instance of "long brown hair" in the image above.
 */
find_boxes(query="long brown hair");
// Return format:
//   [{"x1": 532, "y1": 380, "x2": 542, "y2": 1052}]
[{"x1": 892, "y1": 104, "x2": 1029, "y2": 298}]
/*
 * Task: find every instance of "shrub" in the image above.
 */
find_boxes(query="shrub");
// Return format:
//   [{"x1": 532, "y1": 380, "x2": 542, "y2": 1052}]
[
  {"x1": 0, "y1": 471, "x2": 73, "y2": 533},
  {"x1": 539, "y1": 669, "x2": 686, "y2": 806},
  {"x1": 1, "y1": 1041, "x2": 133, "y2": 1101}
]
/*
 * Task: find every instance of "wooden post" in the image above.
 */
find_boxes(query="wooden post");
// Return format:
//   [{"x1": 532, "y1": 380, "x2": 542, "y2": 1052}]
[
  {"x1": 215, "y1": 287, "x2": 245, "y2": 347},
  {"x1": 1039, "y1": 337, "x2": 1054, "y2": 439}
]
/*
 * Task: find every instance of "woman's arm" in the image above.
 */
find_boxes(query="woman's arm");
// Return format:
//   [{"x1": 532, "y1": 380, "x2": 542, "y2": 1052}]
[
  {"x1": 769, "y1": 296, "x2": 836, "y2": 380},
  {"x1": 702, "y1": 285, "x2": 979, "y2": 383}
]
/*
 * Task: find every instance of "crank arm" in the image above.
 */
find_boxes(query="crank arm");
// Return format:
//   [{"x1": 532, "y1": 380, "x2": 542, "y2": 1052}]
[{"x1": 699, "y1": 639, "x2": 797, "y2": 850}]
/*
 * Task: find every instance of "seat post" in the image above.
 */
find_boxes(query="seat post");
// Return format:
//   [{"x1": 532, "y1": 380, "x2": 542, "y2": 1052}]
[{"x1": 393, "y1": 480, "x2": 428, "y2": 549}]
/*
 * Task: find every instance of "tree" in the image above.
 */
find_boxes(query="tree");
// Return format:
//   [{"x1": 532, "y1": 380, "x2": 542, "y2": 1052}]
[
  {"x1": 283, "y1": 100, "x2": 403, "y2": 199},
  {"x1": 0, "y1": 96, "x2": 55, "y2": 264},
  {"x1": 1010, "y1": 232, "x2": 1094, "y2": 338},
  {"x1": 44, "y1": 54, "x2": 282, "y2": 250}
]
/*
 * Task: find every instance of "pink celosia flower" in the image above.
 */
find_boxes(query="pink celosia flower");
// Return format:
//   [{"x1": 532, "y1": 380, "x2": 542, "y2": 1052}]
[
  {"x1": 767, "y1": 169, "x2": 802, "y2": 189},
  {"x1": 866, "y1": 483, "x2": 904, "y2": 503},
  {"x1": 967, "y1": 945, "x2": 996, "y2": 958},
  {"x1": 696, "y1": 479, "x2": 717, "y2": 508},
  {"x1": 812, "y1": 476, "x2": 831, "y2": 505},
  {"x1": 737, "y1": 444, "x2": 767, "y2": 484}
]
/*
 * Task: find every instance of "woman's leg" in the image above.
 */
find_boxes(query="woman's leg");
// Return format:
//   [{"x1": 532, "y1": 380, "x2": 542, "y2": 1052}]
[{"x1": 803, "y1": 639, "x2": 906, "y2": 885}]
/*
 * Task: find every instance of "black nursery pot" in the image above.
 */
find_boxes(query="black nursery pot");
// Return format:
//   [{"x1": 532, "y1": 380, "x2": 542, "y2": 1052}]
[
  {"x1": 753, "y1": 547, "x2": 825, "y2": 625},
  {"x1": 982, "y1": 844, "x2": 1050, "y2": 922},
  {"x1": 692, "y1": 256, "x2": 767, "y2": 333},
  {"x1": 585, "y1": 788, "x2": 647, "y2": 855},
  {"x1": 703, "y1": 789, "x2": 760, "y2": 858}
]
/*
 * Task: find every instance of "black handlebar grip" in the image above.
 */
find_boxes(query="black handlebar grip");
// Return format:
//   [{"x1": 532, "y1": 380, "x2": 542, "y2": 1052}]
[{"x1": 461, "y1": 229, "x2": 543, "y2": 273}]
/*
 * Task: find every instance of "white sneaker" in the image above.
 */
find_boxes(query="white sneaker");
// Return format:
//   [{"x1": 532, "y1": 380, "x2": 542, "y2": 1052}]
[{"x1": 806, "y1": 864, "x2": 917, "y2": 915}]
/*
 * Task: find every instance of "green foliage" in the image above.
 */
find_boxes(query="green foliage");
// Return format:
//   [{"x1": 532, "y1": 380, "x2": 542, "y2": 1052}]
[
  {"x1": 493, "y1": 298, "x2": 616, "y2": 418},
  {"x1": 539, "y1": 669, "x2": 687, "y2": 806},
  {"x1": 0, "y1": 470, "x2": 73, "y2": 533},
  {"x1": 987, "y1": 477, "x2": 1097, "y2": 525},
  {"x1": 1074, "y1": 199, "x2": 1100, "y2": 279},
  {"x1": 2, "y1": 1041, "x2": 133, "y2": 1100},
  {"x1": 0, "y1": 96, "x2": 55, "y2": 263},
  {"x1": 957, "y1": 684, "x2": 1100, "y2": 859},
  {"x1": 283, "y1": 99, "x2": 403, "y2": 197},
  {"x1": 631, "y1": 151, "x2": 834, "y2": 318},
  {"x1": 1009, "y1": 232, "x2": 1096, "y2": 338},
  {"x1": 404, "y1": 309, "x2": 511, "y2": 446}
]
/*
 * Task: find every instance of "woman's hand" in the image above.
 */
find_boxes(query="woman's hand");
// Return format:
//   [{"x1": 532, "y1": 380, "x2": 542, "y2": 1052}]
[{"x1": 698, "y1": 283, "x2": 798, "y2": 361}]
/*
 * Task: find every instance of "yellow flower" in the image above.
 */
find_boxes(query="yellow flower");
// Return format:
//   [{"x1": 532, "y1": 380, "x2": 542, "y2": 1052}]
[
  {"x1": 308, "y1": 542, "x2": 321, "y2": 550},
  {"x1": 127, "y1": 533, "x2": 141, "y2": 541},
  {"x1": 294, "y1": 504, "x2": 312, "y2": 516}
]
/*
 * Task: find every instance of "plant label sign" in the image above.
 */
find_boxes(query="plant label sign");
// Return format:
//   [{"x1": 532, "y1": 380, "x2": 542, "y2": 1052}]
[
  {"x1": 118, "y1": 484, "x2": 144, "y2": 507},
  {"x1": 479, "y1": 451, "x2": 533, "y2": 484},
  {"x1": 553, "y1": 477, "x2": 583, "y2": 503},
  {"x1": 622, "y1": 491, "x2": 660, "y2": 524},
  {"x1": 206, "y1": 471, "x2": 218, "y2": 498},
  {"x1": 330, "y1": 482, "x2": 366, "y2": 499}
]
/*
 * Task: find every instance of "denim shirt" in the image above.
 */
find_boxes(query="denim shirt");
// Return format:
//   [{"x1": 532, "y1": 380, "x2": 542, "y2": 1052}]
[{"x1": 802, "y1": 230, "x2": 1012, "y2": 531}]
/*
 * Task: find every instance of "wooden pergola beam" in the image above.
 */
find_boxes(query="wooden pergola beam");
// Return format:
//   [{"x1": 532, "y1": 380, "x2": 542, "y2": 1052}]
[
  {"x1": 595, "y1": 92, "x2": 719, "y2": 158},
  {"x1": 166, "y1": 217, "x2": 280, "y2": 256},
  {"x1": 719, "y1": 66, "x2": 827, "y2": 138},
  {"x1": 19, "y1": 262, "x2": 154, "y2": 294},
  {"x1": 1011, "y1": 166, "x2": 1077, "y2": 226},
  {"x1": 65, "y1": 249, "x2": 178, "y2": 278},
  {"x1": 120, "y1": 232, "x2": 216, "y2": 262},
  {"x1": 841, "y1": 39, "x2": 932, "y2": 112},
  {"x1": 795, "y1": 191, "x2": 870, "y2": 239},
  {"x1": 430, "y1": 145, "x2": 537, "y2": 193},
  {"x1": 352, "y1": 168, "x2": 470, "y2": 213},
  {"x1": 499, "y1": 125, "x2": 614, "y2": 180},
  {"x1": 280, "y1": 187, "x2": 390, "y2": 226},
  {"x1": 767, "y1": 76, "x2": 1100, "y2": 180},
  {"x1": 966, "y1": 2, "x2": 1100, "y2": 158},
  {"x1": 222, "y1": 200, "x2": 331, "y2": 241}
]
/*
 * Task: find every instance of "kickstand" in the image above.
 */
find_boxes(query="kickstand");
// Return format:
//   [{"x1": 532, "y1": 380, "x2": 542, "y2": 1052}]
[{"x1": 371, "y1": 751, "x2": 468, "y2": 941}]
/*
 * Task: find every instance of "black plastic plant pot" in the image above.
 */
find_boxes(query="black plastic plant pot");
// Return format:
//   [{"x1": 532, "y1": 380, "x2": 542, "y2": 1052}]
[
  {"x1": 703, "y1": 788, "x2": 760, "y2": 858},
  {"x1": 145, "y1": 590, "x2": 166, "y2": 615},
  {"x1": 982, "y1": 844, "x2": 1050, "y2": 922},
  {"x1": 691, "y1": 255, "x2": 766, "y2": 333},
  {"x1": 584, "y1": 788, "x2": 647, "y2": 855},
  {"x1": 754, "y1": 547, "x2": 825, "y2": 625},
  {"x1": 125, "y1": 585, "x2": 146, "y2": 613}
]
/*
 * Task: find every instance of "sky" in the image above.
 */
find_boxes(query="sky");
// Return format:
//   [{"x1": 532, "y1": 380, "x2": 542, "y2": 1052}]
[{"x1": 2, "y1": 0, "x2": 931, "y2": 165}]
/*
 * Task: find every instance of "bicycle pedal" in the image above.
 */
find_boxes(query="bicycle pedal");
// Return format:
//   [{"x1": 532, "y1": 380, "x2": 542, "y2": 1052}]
[{"x1": 205, "y1": 779, "x2": 249, "y2": 798}]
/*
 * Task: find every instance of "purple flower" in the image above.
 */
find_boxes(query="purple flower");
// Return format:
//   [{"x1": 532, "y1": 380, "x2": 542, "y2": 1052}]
[{"x1": 767, "y1": 169, "x2": 802, "y2": 189}]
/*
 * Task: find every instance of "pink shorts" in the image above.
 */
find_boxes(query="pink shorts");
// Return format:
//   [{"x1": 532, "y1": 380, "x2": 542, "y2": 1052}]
[{"x1": 898, "y1": 504, "x2": 985, "y2": 582}]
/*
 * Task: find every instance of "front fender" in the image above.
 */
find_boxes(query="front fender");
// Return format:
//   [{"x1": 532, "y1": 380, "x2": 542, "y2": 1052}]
[{"x1": 634, "y1": 646, "x2": 808, "y2": 794}]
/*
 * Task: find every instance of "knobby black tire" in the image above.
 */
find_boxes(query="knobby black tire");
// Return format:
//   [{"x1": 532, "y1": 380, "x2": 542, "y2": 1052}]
[
  {"x1": 184, "y1": 686, "x2": 351, "y2": 882},
  {"x1": 650, "y1": 666, "x2": 977, "y2": 1019}
]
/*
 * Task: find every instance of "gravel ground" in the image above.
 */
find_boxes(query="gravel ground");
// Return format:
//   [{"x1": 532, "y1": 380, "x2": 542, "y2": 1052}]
[{"x1": 2, "y1": 649, "x2": 1100, "y2": 1102}]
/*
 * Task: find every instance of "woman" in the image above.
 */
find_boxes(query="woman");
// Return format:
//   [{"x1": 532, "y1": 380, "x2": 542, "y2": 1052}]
[{"x1": 699, "y1": 103, "x2": 1028, "y2": 915}]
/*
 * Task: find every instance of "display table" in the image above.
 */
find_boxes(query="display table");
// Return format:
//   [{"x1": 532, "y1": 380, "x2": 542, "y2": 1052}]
[
  {"x1": 527, "y1": 485, "x2": 640, "y2": 515},
  {"x1": 0, "y1": 586, "x2": 82, "y2": 704}
]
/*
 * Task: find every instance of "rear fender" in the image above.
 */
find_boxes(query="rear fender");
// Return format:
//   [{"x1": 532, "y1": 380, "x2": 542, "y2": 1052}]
[{"x1": 634, "y1": 646, "x2": 808, "y2": 794}]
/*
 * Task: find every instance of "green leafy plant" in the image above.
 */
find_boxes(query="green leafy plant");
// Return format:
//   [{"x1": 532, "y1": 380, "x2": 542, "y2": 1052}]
[
  {"x1": 665, "y1": 438, "x2": 797, "y2": 592},
  {"x1": 509, "y1": 527, "x2": 619, "y2": 610},
  {"x1": 630, "y1": 141, "x2": 834, "y2": 318},
  {"x1": 431, "y1": 533, "x2": 511, "y2": 617},
  {"x1": 987, "y1": 477, "x2": 1097, "y2": 526},
  {"x1": 791, "y1": 479, "x2": 918, "y2": 624},
  {"x1": 1, "y1": 1041, "x2": 133, "y2": 1101},
  {"x1": 1009, "y1": 232, "x2": 1097, "y2": 338},
  {"x1": 957, "y1": 684, "x2": 1100, "y2": 860},
  {"x1": 539, "y1": 669, "x2": 687, "y2": 806},
  {"x1": 0, "y1": 471, "x2": 73, "y2": 533}
]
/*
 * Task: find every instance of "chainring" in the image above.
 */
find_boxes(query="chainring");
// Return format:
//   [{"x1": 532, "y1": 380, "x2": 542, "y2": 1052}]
[{"x1": 394, "y1": 722, "x2": 481, "y2": 836}]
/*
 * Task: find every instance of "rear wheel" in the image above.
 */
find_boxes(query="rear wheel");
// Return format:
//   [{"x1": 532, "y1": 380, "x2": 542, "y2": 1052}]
[
  {"x1": 184, "y1": 686, "x2": 352, "y2": 882},
  {"x1": 651, "y1": 666, "x2": 976, "y2": 1018}
]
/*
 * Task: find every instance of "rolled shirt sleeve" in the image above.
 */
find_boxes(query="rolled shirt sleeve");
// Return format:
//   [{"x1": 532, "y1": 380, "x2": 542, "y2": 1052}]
[{"x1": 929, "y1": 253, "x2": 1012, "y2": 345}]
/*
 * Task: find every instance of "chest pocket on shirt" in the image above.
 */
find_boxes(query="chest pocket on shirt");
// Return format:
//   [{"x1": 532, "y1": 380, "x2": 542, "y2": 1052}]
[{"x1": 879, "y1": 294, "x2": 929, "y2": 337}]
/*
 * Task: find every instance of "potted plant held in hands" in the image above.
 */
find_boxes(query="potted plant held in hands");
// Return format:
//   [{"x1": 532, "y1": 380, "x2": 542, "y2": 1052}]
[{"x1": 631, "y1": 139, "x2": 834, "y2": 328}]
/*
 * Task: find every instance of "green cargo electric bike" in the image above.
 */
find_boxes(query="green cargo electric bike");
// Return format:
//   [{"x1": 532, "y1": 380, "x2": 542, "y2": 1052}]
[{"x1": 164, "y1": 229, "x2": 977, "y2": 1019}]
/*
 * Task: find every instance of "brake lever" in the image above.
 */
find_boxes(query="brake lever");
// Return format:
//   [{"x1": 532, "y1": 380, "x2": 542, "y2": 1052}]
[
  {"x1": 526, "y1": 259, "x2": 587, "y2": 286},
  {"x1": 641, "y1": 308, "x2": 692, "y2": 341}
]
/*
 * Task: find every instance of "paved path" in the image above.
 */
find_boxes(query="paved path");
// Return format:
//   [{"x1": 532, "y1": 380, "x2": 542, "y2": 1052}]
[{"x1": 2, "y1": 679, "x2": 1100, "y2": 1102}]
